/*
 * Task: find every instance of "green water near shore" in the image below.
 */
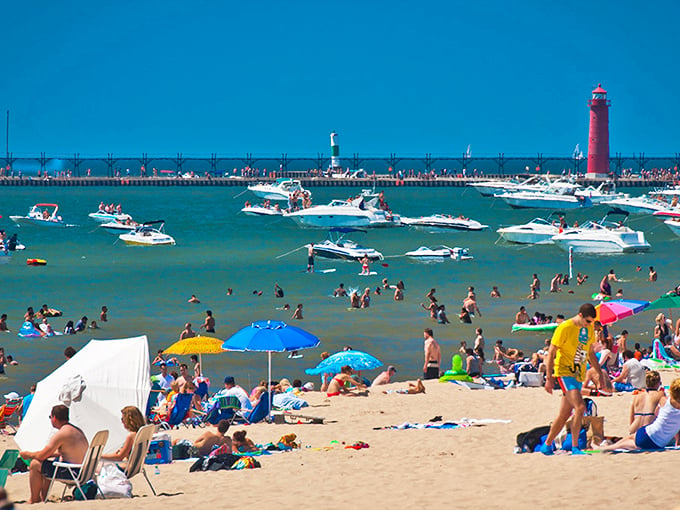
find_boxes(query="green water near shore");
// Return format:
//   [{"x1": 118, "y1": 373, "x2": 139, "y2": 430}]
[{"x1": 0, "y1": 186, "x2": 675, "y2": 393}]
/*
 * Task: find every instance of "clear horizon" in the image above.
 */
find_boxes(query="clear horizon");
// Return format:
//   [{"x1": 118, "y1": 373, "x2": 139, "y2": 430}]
[{"x1": 2, "y1": 1, "x2": 679, "y2": 156}]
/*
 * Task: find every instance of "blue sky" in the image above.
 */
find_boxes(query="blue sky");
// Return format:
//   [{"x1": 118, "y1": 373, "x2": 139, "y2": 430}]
[{"x1": 2, "y1": 1, "x2": 678, "y2": 157}]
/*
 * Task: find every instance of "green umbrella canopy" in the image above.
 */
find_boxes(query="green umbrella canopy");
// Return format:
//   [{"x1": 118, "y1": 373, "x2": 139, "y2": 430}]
[{"x1": 647, "y1": 294, "x2": 680, "y2": 311}]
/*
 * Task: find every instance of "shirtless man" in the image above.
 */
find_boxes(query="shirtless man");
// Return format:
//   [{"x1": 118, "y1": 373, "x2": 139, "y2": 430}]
[
  {"x1": 423, "y1": 328, "x2": 441, "y2": 380},
  {"x1": 515, "y1": 306, "x2": 530, "y2": 324},
  {"x1": 292, "y1": 304, "x2": 303, "y2": 320},
  {"x1": 531, "y1": 274, "x2": 541, "y2": 293},
  {"x1": 333, "y1": 283, "x2": 348, "y2": 297},
  {"x1": 175, "y1": 363, "x2": 191, "y2": 393},
  {"x1": 193, "y1": 419, "x2": 232, "y2": 456},
  {"x1": 188, "y1": 295, "x2": 200, "y2": 303},
  {"x1": 371, "y1": 366, "x2": 397, "y2": 387},
  {"x1": 0, "y1": 313, "x2": 8, "y2": 331},
  {"x1": 490, "y1": 286, "x2": 501, "y2": 298},
  {"x1": 200, "y1": 310, "x2": 215, "y2": 333},
  {"x1": 649, "y1": 266, "x2": 657, "y2": 282},
  {"x1": 20, "y1": 405, "x2": 89, "y2": 503},
  {"x1": 179, "y1": 322, "x2": 196, "y2": 340},
  {"x1": 463, "y1": 296, "x2": 482, "y2": 317},
  {"x1": 307, "y1": 244, "x2": 315, "y2": 273}
]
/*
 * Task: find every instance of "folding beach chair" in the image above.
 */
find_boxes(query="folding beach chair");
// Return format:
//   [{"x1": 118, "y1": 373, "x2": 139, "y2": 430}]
[
  {"x1": 156, "y1": 393, "x2": 203, "y2": 429},
  {"x1": 0, "y1": 398, "x2": 23, "y2": 434},
  {"x1": 0, "y1": 450, "x2": 19, "y2": 471},
  {"x1": 233, "y1": 391, "x2": 272, "y2": 424},
  {"x1": 0, "y1": 468, "x2": 7, "y2": 488},
  {"x1": 205, "y1": 395, "x2": 241, "y2": 425},
  {"x1": 44, "y1": 429, "x2": 109, "y2": 502},
  {"x1": 123, "y1": 424, "x2": 157, "y2": 496}
]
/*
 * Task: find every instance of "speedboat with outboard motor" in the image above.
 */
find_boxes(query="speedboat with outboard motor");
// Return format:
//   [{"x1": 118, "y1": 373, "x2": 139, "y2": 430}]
[
  {"x1": 405, "y1": 245, "x2": 473, "y2": 260},
  {"x1": 496, "y1": 212, "x2": 572, "y2": 245},
  {"x1": 551, "y1": 209, "x2": 650, "y2": 254},
  {"x1": 88, "y1": 210, "x2": 132, "y2": 223},
  {"x1": 10, "y1": 203, "x2": 75, "y2": 227},
  {"x1": 306, "y1": 228, "x2": 383, "y2": 261},
  {"x1": 241, "y1": 204, "x2": 284, "y2": 216},
  {"x1": 118, "y1": 221, "x2": 176, "y2": 246},
  {"x1": 401, "y1": 214, "x2": 488, "y2": 231},
  {"x1": 100, "y1": 219, "x2": 137, "y2": 235},
  {"x1": 247, "y1": 178, "x2": 310, "y2": 201},
  {"x1": 286, "y1": 198, "x2": 401, "y2": 228}
]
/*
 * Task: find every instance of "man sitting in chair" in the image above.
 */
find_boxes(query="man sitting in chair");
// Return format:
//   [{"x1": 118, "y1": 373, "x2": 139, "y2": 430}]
[{"x1": 19, "y1": 404, "x2": 88, "y2": 503}]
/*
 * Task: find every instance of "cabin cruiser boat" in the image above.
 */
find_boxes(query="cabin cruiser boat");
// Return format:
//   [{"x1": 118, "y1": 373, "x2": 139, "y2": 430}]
[
  {"x1": 307, "y1": 228, "x2": 383, "y2": 261},
  {"x1": 88, "y1": 210, "x2": 132, "y2": 223},
  {"x1": 118, "y1": 221, "x2": 176, "y2": 246},
  {"x1": 285, "y1": 199, "x2": 401, "y2": 228},
  {"x1": 241, "y1": 204, "x2": 283, "y2": 216},
  {"x1": 10, "y1": 203, "x2": 75, "y2": 227},
  {"x1": 401, "y1": 214, "x2": 488, "y2": 231},
  {"x1": 467, "y1": 174, "x2": 577, "y2": 197},
  {"x1": 405, "y1": 245, "x2": 473, "y2": 260},
  {"x1": 574, "y1": 181, "x2": 623, "y2": 204},
  {"x1": 601, "y1": 193, "x2": 678, "y2": 215},
  {"x1": 495, "y1": 187, "x2": 593, "y2": 210},
  {"x1": 550, "y1": 209, "x2": 650, "y2": 254},
  {"x1": 496, "y1": 212, "x2": 572, "y2": 244},
  {"x1": 247, "y1": 178, "x2": 309, "y2": 201}
]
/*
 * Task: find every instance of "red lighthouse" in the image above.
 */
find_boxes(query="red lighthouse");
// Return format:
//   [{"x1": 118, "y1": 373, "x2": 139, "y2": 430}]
[{"x1": 587, "y1": 84, "x2": 611, "y2": 176}]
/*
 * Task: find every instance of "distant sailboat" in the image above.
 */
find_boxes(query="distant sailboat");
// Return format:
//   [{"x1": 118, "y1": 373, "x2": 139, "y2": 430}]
[
  {"x1": 573, "y1": 144, "x2": 584, "y2": 160},
  {"x1": 465, "y1": 145, "x2": 472, "y2": 158}
]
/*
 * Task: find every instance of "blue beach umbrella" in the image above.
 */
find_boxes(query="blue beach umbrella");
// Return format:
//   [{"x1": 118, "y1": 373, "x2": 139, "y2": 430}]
[
  {"x1": 305, "y1": 350, "x2": 383, "y2": 376},
  {"x1": 222, "y1": 320, "x2": 321, "y2": 419}
]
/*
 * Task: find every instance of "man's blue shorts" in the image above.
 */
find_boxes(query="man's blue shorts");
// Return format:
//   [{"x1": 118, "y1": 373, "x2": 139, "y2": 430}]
[{"x1": 556, "y1": 376, "x2": 582, "y2": 393}]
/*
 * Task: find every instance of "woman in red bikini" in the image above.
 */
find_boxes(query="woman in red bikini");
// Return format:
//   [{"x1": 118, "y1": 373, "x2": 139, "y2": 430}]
[{"x1": 326, "y1": 365, "x2": 367, "y2": 397}]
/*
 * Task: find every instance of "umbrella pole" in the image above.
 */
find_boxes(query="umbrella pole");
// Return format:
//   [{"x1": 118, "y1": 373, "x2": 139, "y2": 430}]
[
  {"x1": 199, "y1": 353, "x2": 203, "y2": 378},
  {"x1": 268, "y1": 351, "x2": 272, "y2": 422}
]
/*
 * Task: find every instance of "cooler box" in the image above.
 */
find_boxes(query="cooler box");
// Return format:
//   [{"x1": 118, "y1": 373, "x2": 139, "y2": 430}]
[
  {"x1": 145, "y1": 435, "x2": 172, "y2": 464},
  {"x1": 518, "y1": 372, "x2": 543, "y2": 387}
]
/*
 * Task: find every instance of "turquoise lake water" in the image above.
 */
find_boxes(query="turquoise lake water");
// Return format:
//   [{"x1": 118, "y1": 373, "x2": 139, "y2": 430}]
[{"x1": 0, "y1": 185, "x2": 676, "y2": 394}]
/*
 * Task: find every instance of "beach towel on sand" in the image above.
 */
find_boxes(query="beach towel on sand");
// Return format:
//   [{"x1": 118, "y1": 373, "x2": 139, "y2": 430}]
[
  {"x1": 375, "y1": 418, "x2": 511, "y2": 430},
  {"x1": 190, "y1": 453, "x2": 261, "y2": 472}
]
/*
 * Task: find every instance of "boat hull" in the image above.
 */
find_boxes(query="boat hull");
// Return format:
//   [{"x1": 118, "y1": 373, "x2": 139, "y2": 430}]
[
  {"x1": 9, "y1": 216, "x2": 67, "y2": 227},
  {"x1": 552, "y1": 237, "x2": 650, "y2": 254},
  {"x1": 496, "y1": 229, "x2": 556, "y2": 244}
]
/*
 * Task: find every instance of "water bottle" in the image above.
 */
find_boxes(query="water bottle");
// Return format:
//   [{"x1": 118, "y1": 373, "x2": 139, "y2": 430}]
[{"x1": 154, "y1": 465, "x2": 160, "y2": 475}]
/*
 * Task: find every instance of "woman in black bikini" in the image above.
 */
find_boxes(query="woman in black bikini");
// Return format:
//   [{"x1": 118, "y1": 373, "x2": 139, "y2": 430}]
[{"x1": 629, "y1": 371, "x2": 665, "y2": 434}]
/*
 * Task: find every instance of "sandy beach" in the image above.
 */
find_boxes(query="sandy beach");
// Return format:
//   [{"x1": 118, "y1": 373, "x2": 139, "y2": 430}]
[{"x1": 3, "y1": 372, "x2": 680, "y2": 509}]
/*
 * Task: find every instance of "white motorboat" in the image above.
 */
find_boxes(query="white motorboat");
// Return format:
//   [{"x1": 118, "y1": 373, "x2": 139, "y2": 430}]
[
  {"x1": 240, "y1": 205, "x2": 283, "y2": 216},
  {"x1": 88, "y1": 210, "x2": 132, "y2": 223},
  {"x1": 652, "y1": 210, "x2": 680, "y2": 237},
  {"x1": 285, "y1": 199, "x2": 401, "y2": 228},
  {"x1": 10, "y1": 203, "x2": 75, "y2": 227},
  {"x1": 467, "y1": 174, "x2": 578, "y2": 197},
  {"x1": 405, "y1": 245, "x2": 473, "y2": 260},
  {"x1": 574, "y1": 181, "x2": 623, "y2": 204},
  {"x1": 307, "y1": 228, "x2": 383, "y2": 261},
  {"x1": 495, "y1": 188, "x2": 593, "y2": 210},
  {"x1": 401, "y1": 214, "x2": 488, "y2": 231},
  {"x1": 551, "y1": 209, "x2": 651, "y2": 254},
  {"x1": 118, "y1": 221, "x2": 176, "y2": 246},
  {"x1": 100, "y1": 220, "x2": 137, "y2": 235},
  {"x1": 247, "y1": 178, "x2": 310, "y2": 201},
  {"x1": 601, "y1": 194, "x2": 677, "y2": 215},
  {"x1": 496, "y1": 212, "x2": 572, "y2": 244}
]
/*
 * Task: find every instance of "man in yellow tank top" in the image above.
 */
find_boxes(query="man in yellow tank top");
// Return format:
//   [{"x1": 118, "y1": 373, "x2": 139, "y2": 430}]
[{"x1": 541, "y1": 303, "x2": 604, "y2": 455}]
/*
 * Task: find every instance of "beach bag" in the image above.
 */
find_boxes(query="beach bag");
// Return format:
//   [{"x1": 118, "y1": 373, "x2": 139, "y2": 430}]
[
  {"x1": 516, "y1": 425, "x2": 551, "y2": 453},
  {"x1": 97, "y1": 463, "x2": 132, "y2": 498},
  {"x1": 73, "y1": 480, "x2": 98, "y2": 500},
  {"x1": 584, "y1": 397, "x2": 598, "y2": 417}
]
